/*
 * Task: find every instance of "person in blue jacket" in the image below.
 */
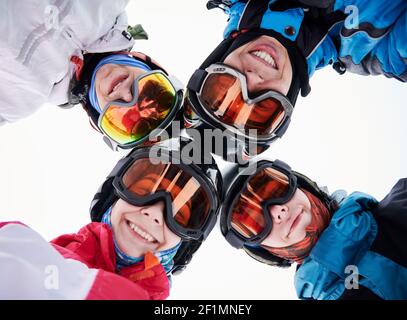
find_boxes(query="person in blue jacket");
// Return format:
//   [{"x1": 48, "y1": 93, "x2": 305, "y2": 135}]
[
  {"x1": 184, "y1": 0, "x2": 407, "y2": 155},
  {"x1": 220, "y1": 159, "x2": 407, "y2": 300}
]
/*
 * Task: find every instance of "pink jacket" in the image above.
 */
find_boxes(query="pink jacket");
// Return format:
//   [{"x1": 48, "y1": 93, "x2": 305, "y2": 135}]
[{"x1": 0, "y1": 221, "x2": 170, "y2": 300}]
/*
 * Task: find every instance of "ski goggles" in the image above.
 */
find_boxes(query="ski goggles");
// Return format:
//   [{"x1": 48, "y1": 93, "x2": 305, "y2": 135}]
[
  {"x1": 221, "y1": 160, "x2": 297, "y2": 248},
  {"x1": 112, "y1": 151, "x2": 219, "y2": 241},
  {"x1": 98, "y1": 70, "x2": 183, "y2": 149},
  {"x1": 190, "y1": 63, "x2": 293, "y2": 141}
]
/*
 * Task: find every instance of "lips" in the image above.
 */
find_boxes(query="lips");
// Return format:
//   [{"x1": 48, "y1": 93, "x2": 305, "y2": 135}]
[
  {"x1": 250, "y1": 50, "x2": 277, "y2": 69},
  {"x1": 108, "y1": 74, "x2": 130, "y2": 95},
  {"x1": 249, "y1": 44, "x2": 279, "y2": 70},
  {"x1": 126, "y1": 219, "x2": 158, "y2": 244},
  {"x1": 288, "y1": 210, "x2": 303, "y2": 236}
]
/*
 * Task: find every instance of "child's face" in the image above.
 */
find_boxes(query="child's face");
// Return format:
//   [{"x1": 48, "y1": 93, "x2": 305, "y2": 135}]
[
  {"x1": 110, "y1": 199, "x2": 181, "y2": 258},
  {"x1": 261, "y1": 188, "x2": 312, "y2": 248},
  {"x1": 223, "y1": 35, "x2": 293, "y2": 96},
  {"x1": 94, "y1": 64, "x2": 147, "y2": 110}
]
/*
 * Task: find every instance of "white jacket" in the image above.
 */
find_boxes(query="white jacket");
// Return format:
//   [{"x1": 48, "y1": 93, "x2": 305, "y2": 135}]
[{"x1": 0, "y1": 0, "x2": 135, "y2": 124}]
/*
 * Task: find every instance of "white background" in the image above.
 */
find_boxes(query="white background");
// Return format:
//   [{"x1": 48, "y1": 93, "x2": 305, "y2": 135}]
[{"x1": 0, "y1": 0, "x2": 406, "y2": 299}]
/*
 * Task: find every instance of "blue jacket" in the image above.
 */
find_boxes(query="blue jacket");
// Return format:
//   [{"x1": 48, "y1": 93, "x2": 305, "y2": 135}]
[
  {"x1": 222, "y1": 0, "x2": 407, "y2": 81},
  {"x1": 295, "y1": 190, "x2": 407, "y2": 300}
]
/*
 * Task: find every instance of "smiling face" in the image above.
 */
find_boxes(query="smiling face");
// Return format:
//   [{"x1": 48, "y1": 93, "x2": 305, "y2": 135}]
[
  {"x1": 110, "y1": 199, "x2": 181, "y2": 258},
  {"x1": 223, "y1": 35, "x2": 293, "y2": 96},
  {"x1": 261, "y1": 188, "x2": 312, "y2": 248},
  {"x1": 94, "y1": 63, "x2": 147, "y2": 111}
]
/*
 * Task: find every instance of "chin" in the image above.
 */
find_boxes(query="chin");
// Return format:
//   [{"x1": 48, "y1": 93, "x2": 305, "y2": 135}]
[
  {"x1": 119, "y1": 242, "x2": 143, "y2": 258},
  {"x1": 116, "y1": 228, "x2": 142, "y2": 258}
]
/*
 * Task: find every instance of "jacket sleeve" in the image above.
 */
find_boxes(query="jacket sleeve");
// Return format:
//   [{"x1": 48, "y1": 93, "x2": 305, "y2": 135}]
[
  {"x1": 336, "y1": 1, "x2": 407, "y2": 81},
  {"x1": 51, "y1": 222, "x2": 118, "y2": 271},
  {"x1": 52, "y1": 223, "x2": 170, "y2": 300},
  {"x1": 0, "y1": 0, "x2": 134, "y2": 123},
  {"x1": 368, "y1": 10, "x2": 407, "y2": 81},
  {"x1": 0, "y1": 222, "x2": 99, "y2": 299},
  {"x1": 0, "y1": 222, "x2": 167, "y2": 299},
  {"x1": 0, "y1": 51, "x2": 50, "y2": 123}
]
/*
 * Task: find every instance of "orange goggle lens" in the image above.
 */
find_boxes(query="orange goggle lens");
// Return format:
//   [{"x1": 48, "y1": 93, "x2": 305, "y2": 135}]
[
  {"x1": 200, "y1": 73, "x2": 286, "y2": 137},
  {"x1": 122, "y1": 158, "x2": 210, "y2": 229},
  {"x1": 230, "y1": 167, "x2": 290, "y2": 239}
]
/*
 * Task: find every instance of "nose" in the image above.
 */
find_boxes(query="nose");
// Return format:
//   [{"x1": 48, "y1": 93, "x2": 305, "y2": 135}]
[
  {"x1": 141, "y1": 201, "x2": 165, "y2": 225},
  {"x1": 112, "y1": 83, "x2": 133, "y2": 103},
  {"x1": 244, "y1": 70, "x2": 264, "y2": 95},
  {"x1": 269, "y1": 204, "x2": 289, "y2": 224}
]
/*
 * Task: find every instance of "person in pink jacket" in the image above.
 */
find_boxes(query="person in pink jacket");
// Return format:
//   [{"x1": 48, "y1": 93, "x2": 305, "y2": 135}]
[
  {"x1": 0, "y1": 220, "x2": 170, "y2": 300},
  {"x1": 0, "y1": 140, "x2": 222, "y2": 299}
]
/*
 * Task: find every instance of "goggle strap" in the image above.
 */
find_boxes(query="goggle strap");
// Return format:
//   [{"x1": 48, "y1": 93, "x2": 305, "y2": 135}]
[
  {"x1": 272, "y1": 159, "x2": 292, "y2": 172},
  {"x1": 168, "y1": 75, "x2": 184, "y2": 92},
  {"x1": 225, "y1": 230, "x2": 245, "y2": 249},
  {"x1": 117, "y1": 51, "x2": 169, "y2": 75},
  {"x1": 107, "y1": 158, "x2": 130, "y2": 179},
  {"x1": 275, "y1": 117, "x2": 291, "y2": 137},
  {"x1": 244, "y1": 246, "x2": 292, "y2": 268},
  {"x1": 88, "y1": 117, "x2": 101, "y2": 133},
  {"x1": 171, "y1": 240, "x2": 202, "y2": 275},
  {"x1": 187, "y1": 69, "x2": 208, "y2": 92}
]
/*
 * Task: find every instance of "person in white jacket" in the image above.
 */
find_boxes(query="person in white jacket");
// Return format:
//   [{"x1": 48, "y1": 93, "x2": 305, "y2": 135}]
[
  {"x1": 0, "y1": 0, "x2": 183, "y2": 150},
  {"x1": 0, "y1": 0, "x2": 132, "y2": 122}
]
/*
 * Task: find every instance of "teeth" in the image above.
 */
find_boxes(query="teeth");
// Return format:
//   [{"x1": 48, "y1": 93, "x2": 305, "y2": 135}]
[
  {"x1": 252, "y1": 50, "x2": 276, "y2": 68},
  {"x1": 129, "y1": 222, "x2": 155, "y2": 242}
]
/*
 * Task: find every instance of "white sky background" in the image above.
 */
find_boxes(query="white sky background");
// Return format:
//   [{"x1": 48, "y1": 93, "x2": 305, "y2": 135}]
[{"x1": 0, "y1": 0, "x2": 406, "y2": 299}]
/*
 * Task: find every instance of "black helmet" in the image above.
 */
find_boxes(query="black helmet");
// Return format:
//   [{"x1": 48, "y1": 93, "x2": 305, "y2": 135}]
[{"x1": 89, "y1": 137, "x2": 223, "y2": 275}]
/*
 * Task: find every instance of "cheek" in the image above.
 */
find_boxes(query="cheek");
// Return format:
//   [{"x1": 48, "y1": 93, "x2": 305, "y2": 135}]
[
  {"x1": 94, "y1": 80, "x2": 106, "y2": 109},
  {"x1": 270, "y1": 224, "x2": 285, "y2": 241},
  {"x1": 292, "y1": 212, "x2": 312, "y2": 238},
  {"x1": 98, "y1": 64, "x2": 115, "y2": 77},
  {"x1": 223, "y1": 51, "x2": 243, "y2": 70},
  {"x1": 110, "y1": 201, "x2": 126, "y2": 234},
  {"x1": 303, "y1": 211, "x2": 312, "y2": 226},
  {"x1": 110, "y1": 208, "x2": 121, "y2": 229},
  {"x1": 110, "y1": 213, "x2": 123, "y2": 243},
  {"x1": 163, "y1": 226, "x2": 181, "y2": 249},
  {"x1": 262, "y1": 225, "x2": 288, "y2": 247},
  {"x1": 95, "y1": 65, "x2": 110, "y2": 86},
  {"x1": 282, "y1": 58, "x2": 293, "y2": 93},
  {"x1": 94, "y1": 64, "x2": 118, "y2": 102}
]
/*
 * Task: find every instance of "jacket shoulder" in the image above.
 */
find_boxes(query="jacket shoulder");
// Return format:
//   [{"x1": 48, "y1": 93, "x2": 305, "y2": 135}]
[{"x1": 51, "y1": 222, "x2": 116, "y2": 271}]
